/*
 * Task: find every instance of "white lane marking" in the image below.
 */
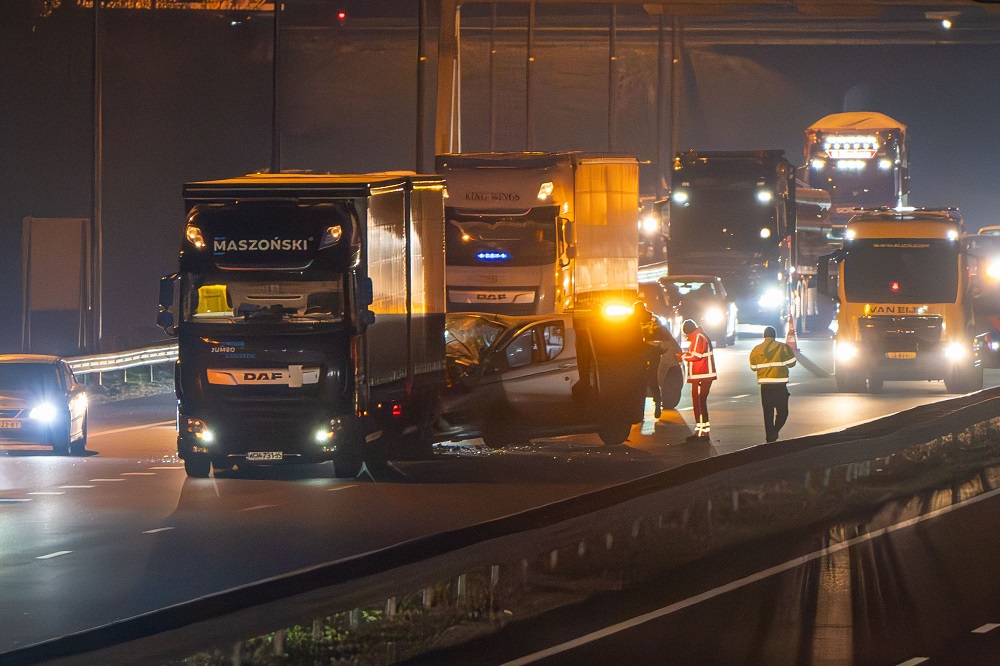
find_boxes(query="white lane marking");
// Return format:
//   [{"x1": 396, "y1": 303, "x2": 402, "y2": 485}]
[
  {"x1": 90, "y1": 478, "x2": 126, "y2": 482},
  {"x1": 149, "y1": 466, "x2": 184, "y2": 470},
  {"x1": 59, "y1": 485, "x2": 95, "y2": 489},
  {"x1": 895, "y1": 659, "x2": 929, "y2": 666},
  {"x1": 36, "y1": 551, "x2": 72, "y2": 560},
  {"x1": 0, "y1": 498, "x2": 33, "y2": 503},
  {"x1": 28, "y1": 492, "x2": 65, "y2": 496},
  {"x1": 89, "y1": 421, "x2": 175, "y2": 438},
  {"x1": 241, "y1": 504, "x2": 278, "y2": 512},
  {"x1": 501, "y1": 483, "x2": 1000, "y2": 666},
  {"x1": 731, "y1": 394, "x2": 751, "y2": 399},
  {"x1": 120, "y1": 472, "x2": 156, "y2": 476},
  {"x1": 788, "y1": 382, "x2": 801, "y2": 387},
  {"x1": 143, "y1": 527, "x2": 175, "y2": 534},
  {"x1": 677, "y1": 407, "x2": 693, "y2": 411},
  {"x1": 972, "y1": 623, "x2": 1000, "y2": 634},
  {"x1": 326, "y1": 485, "x2": 358, "y2": 492}
]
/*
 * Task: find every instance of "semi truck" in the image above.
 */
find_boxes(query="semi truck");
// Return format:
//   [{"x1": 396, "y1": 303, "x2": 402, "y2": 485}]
[
  {"x1": 818, "y1": 208, "x2": 982, "y2": 394},
  {"x1": 435, "y1": 152, "x2": 640, "y2": 315},
  {"x1": 668, "y1": 149, "x2": 795, "y2": 329},
  {"x1": 156, "y1": 173, "x2": 447, "y2": 478},
  {"x1": 804, "y1": 112, "x2": 909, "y2": 226}
]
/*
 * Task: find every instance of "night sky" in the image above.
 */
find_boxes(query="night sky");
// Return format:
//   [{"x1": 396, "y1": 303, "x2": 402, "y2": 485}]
[{"x1": 2, "y1": 1, "x2": 1000, "y2": 353}]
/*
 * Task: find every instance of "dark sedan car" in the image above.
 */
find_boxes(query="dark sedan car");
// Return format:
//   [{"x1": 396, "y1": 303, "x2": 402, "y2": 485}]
[{"x1": 0, "y1": 355, "x2": 88, "y2": 454}]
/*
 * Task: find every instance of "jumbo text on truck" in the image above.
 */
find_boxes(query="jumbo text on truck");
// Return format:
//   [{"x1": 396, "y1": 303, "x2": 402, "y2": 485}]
[
  {"x1": 435, "y1": 152, "x2": 640, "y2": 315},
  {"x1": 157, "y1": 173, "x2": 447, "y2": 478},
  {"x1": 818, "y1": 208, "x2": 983, "y2": 394}
]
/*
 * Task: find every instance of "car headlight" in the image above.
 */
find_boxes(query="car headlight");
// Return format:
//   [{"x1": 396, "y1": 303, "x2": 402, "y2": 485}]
[
  {"x1": 703, "y1": 307, "x2": 724, "y2": 326},
  {"x1": 986, "y1": 258, "x2": 1000, "y2": 280},
  {"x1": 29, "y1": 404, "x2": 58, "y2": 422},
  {"x1": 836, "y1": 341, "x2": 859, "y2": 363},
  {"x1": 758, "y1": 289, "x2": 784, "y2": 310}
]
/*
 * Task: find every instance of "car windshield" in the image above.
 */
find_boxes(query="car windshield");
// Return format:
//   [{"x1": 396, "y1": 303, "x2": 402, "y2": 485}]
[
  {"x1": 0, "y1": 364, "x2": 59, "y2": 393},
  {"x1": 669, "y1": 280, "x2": 718, "y2": 298},
  {"x1": 445, "y1": 315, "x2": 507, "y2": 364},
  {"x1": 182, "y1": 276, "x2": 346, "y2": 325}
]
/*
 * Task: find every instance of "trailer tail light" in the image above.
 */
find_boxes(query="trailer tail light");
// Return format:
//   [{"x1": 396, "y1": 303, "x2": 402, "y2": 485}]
[{"x1": 391, "y1": 403, "x2": 403, "y2": 417}]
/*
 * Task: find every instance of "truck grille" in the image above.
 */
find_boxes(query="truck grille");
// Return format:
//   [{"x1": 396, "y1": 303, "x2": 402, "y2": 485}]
[
  {"x1": 0, "y1": 409, "x2": 22, "y2": 418},
  {"x1": 859, "y1": 315, "x2": 942, "y2": 353}
]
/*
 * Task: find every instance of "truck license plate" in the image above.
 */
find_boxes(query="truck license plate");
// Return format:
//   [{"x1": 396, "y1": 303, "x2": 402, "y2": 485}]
[
  {"x1": 246, "y1": 451, "x2": 283, "y2": 461},
  {"x1": 886, "y1": 351, "x2": 916, "y2": 359},
  {"x1": 0, "y1": 420, "x2": 21, "y2": 429}
]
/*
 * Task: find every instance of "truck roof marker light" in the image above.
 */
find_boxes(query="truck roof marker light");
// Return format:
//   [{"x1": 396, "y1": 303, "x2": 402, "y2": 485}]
[
  {"x1": 537, "y1": 181, "x2": 554, "y2": 200},
  {"x1": 185, "y1": 225, "x2": 205, "y2": 249},
  {"x1": 759, "y1": 227, "x2": 771, "y2": 239},
  {"x1": 756, "y1": 190, "x2": 773, "y2": 204},
  {"x1": 319, "y1": 225, "x2": 343, "y2": 249}
]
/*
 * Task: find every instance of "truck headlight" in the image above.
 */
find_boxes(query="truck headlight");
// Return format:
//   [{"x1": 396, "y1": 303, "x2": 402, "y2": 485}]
[
  {"x1": 29, "y1": 404, "x2": 58, "y2": 422},
  {"x1": 640, "y1": 215, "x2": 660, "y2": 235},
  {"x1": 944, "y1": 342, "x2": 967, "y2": 360},
  {"x1": 185, "y1": 417, "x2": 214, "y2": 443},
  {"x1": 703, "y1": 307, "x2": 724, "y2": 326},
  {"x1": 758, "y1": 289, "x2": 784, "y2": 310},
  {"x1": 836, "y1": 341, "x2": 859, "y2": 362}
]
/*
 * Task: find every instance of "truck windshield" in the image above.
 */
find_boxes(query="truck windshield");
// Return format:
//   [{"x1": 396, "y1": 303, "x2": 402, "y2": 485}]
[
  {"x1": 181, "y1": 275, "x2": 346, "y2": 325},
  {"x1": 445, "y1": 206, "x2": 559, "y2": 267},
  {"x1": 816, "y1": 167, "x2": 897, "y2": 207},
  {"x1": 843, "y1": 240, "x2": 958, "y2": 304},
  {"x1": 670, "y1": 183, "x2": 776, "y2": 253}
]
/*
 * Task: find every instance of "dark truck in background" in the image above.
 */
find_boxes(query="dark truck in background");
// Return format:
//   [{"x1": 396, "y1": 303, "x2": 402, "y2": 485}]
[{"x1": 157, "y1": 173, "x2": 447, "y2": 478}]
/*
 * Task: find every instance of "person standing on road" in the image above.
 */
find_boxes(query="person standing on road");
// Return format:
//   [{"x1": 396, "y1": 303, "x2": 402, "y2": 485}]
[
  {"x1": 679, "y1": 319, "x2": 716, "y2": 441},
  {"x1": 749, "y1": 325, "x2": 797, "y2": 443},
  {"x1": 635, "y1": 302, "x2": 667, "y2": 418}
]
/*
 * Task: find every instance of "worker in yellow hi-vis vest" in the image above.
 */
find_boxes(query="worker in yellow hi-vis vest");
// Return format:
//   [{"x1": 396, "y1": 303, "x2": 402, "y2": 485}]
[{"x1": 748, "y1": 326, "x2": 797, "y2": 443}]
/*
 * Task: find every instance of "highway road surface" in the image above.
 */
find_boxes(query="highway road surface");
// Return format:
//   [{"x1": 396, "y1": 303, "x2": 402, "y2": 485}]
[{"x1": 1, "y1": 337, "x2": 995, "y2": 653}]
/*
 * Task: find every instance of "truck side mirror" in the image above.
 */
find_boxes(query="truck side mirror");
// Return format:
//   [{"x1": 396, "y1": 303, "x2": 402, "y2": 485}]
[
  {"x1": 359, "y1": 309, "x2": 376, "y2": 328},
  {"x1": 561, "y1": 218, "x2": 576, "y2": 258},
  {"x1": 157, "y1": 310, "x2": 176, "y2": 336},
  {"x1": 159, "y1": 273, "x2": 177, "y2": 307},
  {"x1": 358, "y1": 276, "x2": 374, "y2": 307}
]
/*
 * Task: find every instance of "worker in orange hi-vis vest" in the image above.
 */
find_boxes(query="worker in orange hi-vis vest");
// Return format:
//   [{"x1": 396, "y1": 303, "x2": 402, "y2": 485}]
[{"x1": 678, "y1": 319, "x2": 717, "y2": 441}]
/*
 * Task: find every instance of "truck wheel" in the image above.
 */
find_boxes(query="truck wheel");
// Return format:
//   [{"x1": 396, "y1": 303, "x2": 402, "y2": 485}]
[
  {"x1": 212, "y1": 457, "x2": 235, "y2": 473},
  {"x1": 598, "y1": 422, "x2": 633, "y2": 446},
  {"x1": 835, "y1": 368, "x2": 864, "y2": 393},
  {"x1": 184, "y1": 455, "x2": 211, "y2": 478}
]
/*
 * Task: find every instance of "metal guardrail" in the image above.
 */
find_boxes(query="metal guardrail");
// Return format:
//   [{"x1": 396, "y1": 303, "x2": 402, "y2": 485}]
[{"x1": 65, "y1": 342, "x2": 178, "y2": 376}]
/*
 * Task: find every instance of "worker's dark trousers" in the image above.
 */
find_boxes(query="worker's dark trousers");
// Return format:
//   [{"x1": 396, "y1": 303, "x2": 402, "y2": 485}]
[{"x1": 760, "y1": 383, "x2": 790, "y2": 443}]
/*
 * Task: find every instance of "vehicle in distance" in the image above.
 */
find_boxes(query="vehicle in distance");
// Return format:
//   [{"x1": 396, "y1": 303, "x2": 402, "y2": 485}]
[
  {"x1": 442, "y1": 309, "x2": 645, "y2": 447},
  {"x1": 660, "y1": 275, "x2": 738, "y2": 347},
  {"x1": 0, "y1": 355, "x2": 88, "y2": 454}
]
